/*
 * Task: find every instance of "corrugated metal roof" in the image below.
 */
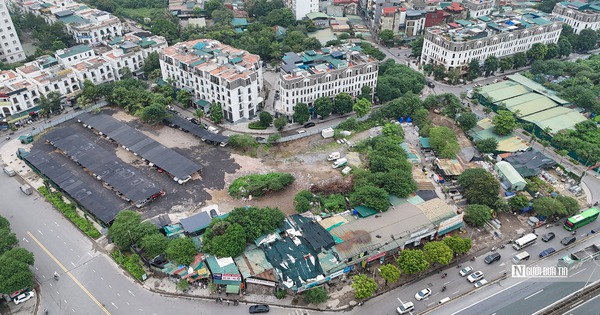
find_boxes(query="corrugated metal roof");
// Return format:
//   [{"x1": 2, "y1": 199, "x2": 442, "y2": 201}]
[
  {"x1": 495, "y1": 161, "x2": 526, "y2": 185},
  {"x1": 480, "y1": 82, "x2": 529, "y2": 102},
  {"x1": 521, "y1": 106, "x2": 587, "y2": 133},
  {"x1": 434, "y1": 158, "x2": 464, "y2": 176}
]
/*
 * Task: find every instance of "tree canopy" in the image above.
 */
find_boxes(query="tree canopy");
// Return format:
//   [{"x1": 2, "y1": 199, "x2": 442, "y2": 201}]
[
  {"x1": 0, "y1": 215, "x2": 35, "y2": 294},
  {"x1": 464, "y1": 204, "x2": 492, "y2": 227},
  {"x1": 166, "y1": 237, "x2": 197, "y2": 265},
  {"x1": 293, "y1": 103, "x2": 310, "y2": 124},
  {"x1": 109, "y1": 210, "x2": 158, "y2": 249},
  {"x1": 351, "y1": 274, "x2": 378, "y2": 299},
  {"x1": 492, "y1": 110, "x2": 516, "y2": 136},
  {"x1": 423, "y1": 241, "x2": 454, "y2": 265},
  {"x1": 396, "y1": 249, "x2": 429, "y2": 275},
  {"x1": 228, "y1": 173, "x2": 295, "y2": 198},
  {"x1": 429, "y1": 126, "x2": 460, "y2": 158},
  {"x1": 458, "y1": 169, "x2": 500, "y2": 208},
  {"x1": 379, "y1": 264, "x2": 401, "y2": 285}
]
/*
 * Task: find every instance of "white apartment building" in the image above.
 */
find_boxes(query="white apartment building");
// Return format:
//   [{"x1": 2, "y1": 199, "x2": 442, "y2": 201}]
[
  {"x1": 0, "y1": 0, "x2": 26, "y2": 63},
  {"x1": 421, "y1": 10, "x2": 562, "y2": 70},
  {"x1": 285, "y1": 0, "x2": 319, "y2": 20},
  {"x1": 0, "y1": 70, "x2": 40, "y2": 118},
  {"x1": 102, "y1": 32, "x2": 168, "y2": 79},
  {"x1": 462, "y1": 0, "x2": 494, "y2": 19},
  {"x1": 159, "y1": 39, "x2": 264, "y2": 123},
  {"x1": 552, "y1": 1, "x2": 600, "y2": 34},
  {"x1": 275, "y1": 44, "x2": 378, "y2": 120},
  {"x1": 16, "y1": 56, "x2": 80, "y2": 97}
]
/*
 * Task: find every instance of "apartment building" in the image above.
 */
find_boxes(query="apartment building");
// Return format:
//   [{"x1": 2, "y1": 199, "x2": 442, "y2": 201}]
[
  {"x1": 275, "y1": 44, "x2": 378, "y2": 120},
  {"x1": 284, "y1": 0, "x2": 319, "y2": 20},
  {"x1": 552, "y1": 1, "x2": 600, "y2": 34},
  {"x1": 102, "y1": 32, "x2": 168, "y2": 79},
  {"x1": 16, "y1": 56, "x2": 80, "y2": 97},
  {"x1": 159, "y1": 39, "x2": 263, "y2": 123},
  {"x1": 462, "y1": 0, "x2": 495, "y2": 19},
  {"x1": 0, "y1": 0, "x2": 26, "y2": 63},
  {"x1": 421, "y1": 10, "x2": 563, "y2": 70},
  {"x1": 0, "y1": 70, "x2": 40, "y2": 118}
]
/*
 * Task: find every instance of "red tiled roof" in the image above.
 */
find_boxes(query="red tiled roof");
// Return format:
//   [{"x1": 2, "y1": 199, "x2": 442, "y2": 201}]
[
  {"x1": 383, "y1": 7, "x2": 397, "y2": 14},
  {"x1": 333, "y1": 0, "x2": 358, "y2": 4}
]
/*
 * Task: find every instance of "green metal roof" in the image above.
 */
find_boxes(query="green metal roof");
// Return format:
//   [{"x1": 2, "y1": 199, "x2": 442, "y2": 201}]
[
  {"x1": 108, "y1": 37, "x2": 123, "y2": 45},
  {"x1": 190, "y1": 59, "x2": 207, "y2": 67},
  {"x1": 57, "y1": 45, "x2": 92, "y2": 59},
  {"x1": 230, "y1": 57, "x2": 243, "y2": 64},
  {"x1": 456, "y1": 19, "x2": 473, "y2": 26},
  {"x1": 496, "y1": 161, "x2": 526, "y2": 185},
  {"x1": 59, "y1": 15, "x2": 87, "y2": 24},
  {"x1": 419, "y1": 137, "x2": 431, "y2": 148},
  {"x1": 354, "y1": 205, "x2": 378, "y2": 218},
  {"x1": 306, "y1": 12, "x2": 329, "y2": 19},
  {"x1": 231, "y1": 18, "x2": 248, "y2": 26}
]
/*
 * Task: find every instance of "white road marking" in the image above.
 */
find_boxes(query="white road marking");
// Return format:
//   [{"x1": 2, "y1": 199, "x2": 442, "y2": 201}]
[
  {"x1": 71, "y1": 262, "x2": 76, "y2": 267},
  {"x1": 524, "y1": 290, "x2": 544, "y2": 300},
  {"x1": 100, "y1": 277, "x2": 104, "y2": 281},
  {"x1": 128, "y1": 290, "x2": 135, "y2": 297},
  {"x1": 450, "y1": 278, "x2": 530, "y2": 315},
  {"x1": 111, "y1": 302, "x2": 118, "y2": 309},
  {"x1": 54, "y1": 222, "x2": 59, "y2": 226},
  {"x1": 93, "y1": 269, "x2": 96, "y2": 273},
  {"x1": 72, "y1": 309, "x2": 75, "y2": 313},
  {"x1": 116, "y1": 293, "x2": 120, "y2": 297},
  {"x1": 38, "y1": 230, "x2": 44, "y2": 236},
  {"x1": 22, "y1": 237, "x2": 29, "y2": 242}
]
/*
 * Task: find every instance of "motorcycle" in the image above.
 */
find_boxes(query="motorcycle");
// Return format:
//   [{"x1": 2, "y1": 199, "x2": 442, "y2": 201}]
[
  {"x1": 471, "y1": 256, "x2": 476, "y2": 261},
  {"x1": 500, "y1": 244, "x2": 505, "y2": 249},
  {"x1": 44, "y1": 309, "x2": 48, "y2": 315},
  {"x1": 441, "y1": 273, "x2": 447, "y2": 279},
  {"x1": 53, "y1": 272, "x2": 59, "y2": 281},
  {"x1": 442, "y1": 286, "x2": 447, "y2": 292}
]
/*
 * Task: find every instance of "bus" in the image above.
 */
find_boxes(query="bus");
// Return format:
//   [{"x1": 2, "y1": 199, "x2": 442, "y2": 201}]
[
  {"x1": 564, "y1": 208, "x2": 600, "y2": 231},
  {"x1": 512, "y1": 233, "x2": 538, "y2": 251}
]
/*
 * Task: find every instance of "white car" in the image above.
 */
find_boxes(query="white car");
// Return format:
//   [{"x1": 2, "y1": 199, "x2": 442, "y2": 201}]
[
  {"x1": 467, "y1": 271, "x2": 484, "y2": 283},
  {"x1": 415, "y1": 288, "x2": 432, "y2": 300},
  {"x1": 13, "y1": 291, "x2": 35, "y2": 305},
  {"x1": 474, "y1": 279, "x2": 489, "y2": 288},
  {"x1": 459, "y1": 266, "x2": 473, "y2": 277},
  {"x1": 397, "y1": 301, "x2": 415, "y2": 314}
]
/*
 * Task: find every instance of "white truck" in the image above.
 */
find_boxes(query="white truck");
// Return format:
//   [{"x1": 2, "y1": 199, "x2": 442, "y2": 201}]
[
  {"x1": 332, "y1": 158, "x2": 348, "y2": 169},
  {"x1": 321, "y1": 127, "x2": 334, "y2": 138},
  {"x1": 327, "y1": 152, "x2": 341, "y2": 161}
]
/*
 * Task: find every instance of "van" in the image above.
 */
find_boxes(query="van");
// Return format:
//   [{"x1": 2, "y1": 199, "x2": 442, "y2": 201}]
[
  {"x1": 332, "y1": 158, "x2": 348, "y2": 169},
  {"x1": 512, "y1": 251, "x2": 530, "y2": 264},
  {"x1": 438, "y1": 297, "x2": 450, "y2": 305},
  {"x1": 20, "y1": 184, "x2": 33, "y2": 195},
  {"x1": 3, "y1": 166, "x2": 16, "y2": 177}
]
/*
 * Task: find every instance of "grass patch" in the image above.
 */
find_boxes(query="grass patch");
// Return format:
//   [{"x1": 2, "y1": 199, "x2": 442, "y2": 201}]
[
  {"x1": 228, "y1": 172, "x2": 295, "y2": 198},
  {"x1": 111, "y1": 250, "x2": 146, "y2": 281},
  {"x1": 38, "y1": 186, "x2": 101, "y2": 239},
  {"x1": 120, "y1": 8, "x2": 163, "y2": 21}
]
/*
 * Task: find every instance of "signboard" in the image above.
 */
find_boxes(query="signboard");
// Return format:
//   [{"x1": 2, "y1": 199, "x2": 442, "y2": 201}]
[
  {"x1": 246, "y1": 278, "x2": 276, "y2": 287},
  {"x1": 222, "y1": 273, "x2": 241, "y2": 281},
  {"x1": 438, "y1": 214, "x2": 465, "y2": 233},
  {"x1": 367, "y1": 251, "x2": 386, "y2": 262}
]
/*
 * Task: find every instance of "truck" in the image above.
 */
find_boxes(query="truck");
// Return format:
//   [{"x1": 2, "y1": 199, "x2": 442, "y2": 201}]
[
  {"x1": 327, "y1": 152, "x2": 341, "y2": 161},
  {"x1": 332, "y1": 158, "x2": 348, "y2": 169},
  {"x1": 321, "y1": 127, "x2": 334, "y2": 139},
  {"x1": 557, "y1": 243, "x2": 600, "y2": 270}
]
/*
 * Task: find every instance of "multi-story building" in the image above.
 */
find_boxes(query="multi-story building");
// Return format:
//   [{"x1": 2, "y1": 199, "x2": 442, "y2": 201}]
[
  {"x1": 102, "y1": 32, "x2": 168, "y2": 79},
  {"x1": 552, "y1": 1, "x2": 600, "y2": 34},
  {"x1": 421, "y1": 10, "x2": 562, "y2": 70},
  {"x1": 0, "y1": 70, "x2": 40, "y2": 118},
  {"x1": 370, "y1": 0, "x2": 402, "y2": 29},
  {"x1": 378, "y1": 6, "x2": 426, "y2": 37},
  {"x1": 275, "y1": 44, "x2": 378, "y2": 120},
  {"x1": 462, "y1": 0, "x2": 494, "y2": 18},
  {"x1": 16, "y1": 56, "x2": 80, "y2": 97},
  {"x1": 0, "y1": 0, "x2": 26, "y2": 64},
  {"x1": 159, "y1": 39, "x2": 263, "y2": 123},
  {"x1": 284, "y1": 0, "x2": 319, "y2": 20}
]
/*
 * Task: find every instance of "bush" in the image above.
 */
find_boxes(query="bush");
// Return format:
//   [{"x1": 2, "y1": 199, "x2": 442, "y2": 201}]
[
  {"x1": 248, "y1": 121, "x2": 268, "y2": 130},
  {"x1": 38, "y1": 187, "x2": 101, "y2": 239},
  {"x1": 111, "y1": 250, "x2": 146, "y2": 281},
  {"x1": 320, "y1": 194, "x2": 346, "y2": 213},
  {"x1": 303, "y1": 286, "x2": 329, "y2": 304},
  {"x1": 275, "y1": 289, "x2": 287, "y2": 299},
  {"x1": 228, "y1": 172, "x2": 295, "y2": 198}
]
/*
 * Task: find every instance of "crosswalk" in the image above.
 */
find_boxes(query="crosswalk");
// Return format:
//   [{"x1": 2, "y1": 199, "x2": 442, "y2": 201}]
[{"x1": 288, "y1": 309, "x2": 311, "y2": 315}]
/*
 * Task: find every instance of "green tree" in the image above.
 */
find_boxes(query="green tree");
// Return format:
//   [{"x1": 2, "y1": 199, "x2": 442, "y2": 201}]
[
  {"x1": 532, "y1": 197, "x2": 567, "y2": 217},
  {"x1": 492, "y1": 110, "x2": 516, "y2": 135},
  {"x1": 0, "y1": 248, "x2": 35, "y2": 294},
  {"x1": 194, "y1": 108, "x2": 205, "y2": 119},
  {"x1": 379, "y1": 29, "x2": 395, "y2": 46},
  {"x1": 457, "y1": 112, "x2": 478, "y2": 131},
  {"x1": 464, "y1": 204, "x2": 492, "y2": 227},
  {"x1": 81, "y1": 80, "x2": 101, "y2": 103},
  {"x1": 259, "y1": 111, "x2": 273, "y2": 127},
  {"x1": 353, "y1": 98, "x2": 372, "y2": 118},
  {"x1": 303, "y1": 286, "x2": 329, "y2": 304},
  {"x1": 468, "y1": 59, "x2": 481, "y2": 80},
  {"x1": 499, "y1": 57, "x2": 513, "y2": 72},
  {"x1": 228, "y1": 173, "x2": 295, "y2": 198},
  {"x1": 423, "y1": 241, "x2": 454, "y2": 265},
  {"x1": 109, "y1": 210, "x2": 158, "y2": 249},
  {"x1": 150, "y1": 19, "x2": 179, "y2": 44},
  {"x1": 350, "y1": 185, "x2": 390, "y2": 212},
  {"x1": 202, "y1": 221, "x2": 247, "y2": 257},
  {"x1": 575, "y1": 29, "x2": 598, "y2": 52},
  {"x1": 176, "y1": 90, "x2": 192, "y2": 107},
  {"x1": 458, "y1": 168, "x2": 500, "y2": 208},
  {"x1": 177, "y1": 279, "x2": 189, "y2": 292},
  {"x1": 140, "y1": 103, "x2": 171, "y2": 125},
  {"x1": 555, "y1": 195, "x2": 579, "y2": 216},
  {"x1": 536, "y1": 0, "x2": 561, "y2": 13},
  {"x1": 527, "y1": 43, "x2": 548, "y2": 62},
  {"x1": 292, "y1": 103, "x2": 310, "y2": 124},
  {"x1": 411, "y1": 36, "x2": 424, "y2": 58},
  {"x1": 0, "y1": 226, "x2": 18, "y2": 255},
  {"x1": 509, "y1": 194, "x2": 530, "y2": 211},
  {"x1": 142, "y1": 51, "x2": 161, "y2": 74},
  {"x1": 268, "y1": 133, "x2": 282, "y2": 145},
  {"x1": 333, "y1": 92, "x2": 354, "y2": 115},
  {"x1": 210, "y1": 102, "x2": 223, "y2": 123},
  {"x1": 396, "y1": 249, "x2": 429, "y2": 275},
  {"x1": 545, "y1": 43, "x2": 560, "y2": 60},
  {"x1": 227, "y1": 134, "x2": 258, "y2": 152},
  {"x1": 379, "y1": 264, "x2": 401, "y2": 285},
  {"x1": 264, "y1": 8, "x2": 296, "y2": 27},
  {"x1": 294, "y1": 190, "x2": 314, "y2": 213},
  {"x1": 429, "y1": 126, "x2": 460, "y2": 158},
  {"x1": 314, "y1": 97, "x2": 333, "y2": 119},
  {"x1": 442, "y1": 236, "x2": 472, "y2": 254},
  {"x1": 475, "y1": 137, "x2": 499, "y2": 153},
  {"x1": 359, "y1": 85, "x2": 372, "y2": 101},
  {"x1": 204, "y1": 0, "x2": 225, "y2": 16},
  {"x1": 513, "y1": 52, "x2": 528, "y2": 69},
  {"x1": 140, "y1": 233, "x2": 170, "y2": 259},
  {"x1": 166, "y1": 237, "x2": 197, "y2": 265},
  {"x1": 351, "y1": 274, "x2": 378, "y2": 299},
  {"x1": 558, "y1": 38, "x2": 572, "y2": 58},
  {"x1": 483, "y1": 56, "x2": 499, "y2": 76},
  {"x1": 273, "y1": 116, "x2": 287, "y2": 130}
]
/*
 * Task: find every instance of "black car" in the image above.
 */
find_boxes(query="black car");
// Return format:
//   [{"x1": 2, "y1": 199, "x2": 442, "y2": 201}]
[
  {"x1": 542, "y1": 232, "x2": 555, "y2": 242},
  {"x1": 484, "y1": 253, "x2": 501, "y2": 264},
  {"x1": 249, "y1": 304, "x2": 270, "y2": 313},
  {"x1": 304, "y1": 122, "x2": 315, "y2": 128},
  {"x1": 561, "y1": 236, "x2": 576, "y2": 246}
]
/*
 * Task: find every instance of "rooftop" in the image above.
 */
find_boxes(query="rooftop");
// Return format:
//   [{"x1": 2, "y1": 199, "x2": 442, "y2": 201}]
[
  {"x1": 556, "y1": 1, "x2": 600, "y2": 13},
  {"x1": 56, "y1": 45, "x2": 93, "y2": 59}
]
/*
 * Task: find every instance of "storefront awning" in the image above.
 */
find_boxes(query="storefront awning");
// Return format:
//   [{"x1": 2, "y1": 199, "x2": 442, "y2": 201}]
[{"x1": 226, "y1": 284, "x2": 240, "y2": 294}]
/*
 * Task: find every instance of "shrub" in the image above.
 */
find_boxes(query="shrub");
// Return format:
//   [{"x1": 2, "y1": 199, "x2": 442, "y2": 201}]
[
  {"x1": 111, "y1": 250, "x2": 146, "y2": 281},
  {"x1": 248, "y1": 121, "x2": 268, "y2": 130},
  {"x1": 38, "y1": 187, "x2": 101, "y2": 239},
  {"x1": 275, "y1": 289, "x2": 287, "y2": 299},
  {"x1": 228, "y1": 173, "x2": 295, "y2": 198}
]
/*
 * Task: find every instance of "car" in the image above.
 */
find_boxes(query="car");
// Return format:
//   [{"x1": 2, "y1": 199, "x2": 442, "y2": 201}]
[
  {"x1": 542, "y1": 232, "x2": 555, "y2": 242},
  {"x1": 249, "y1": 304, "x2": 270, "y2": 313},
  {"x1": 467, "y1": 271, "x2": 484, "y2": 283},
  {"x1": 459, "y1": 266, "x2": 474, "y2": 277},
  {"x1": 397, "y1": 301, "x2": 415, "y2": 314},
  {"x1": 13, "y1": 291, "x2": 35, "y2": 305},
  {"x1": 255, "y1": 137, "x2": 265, "y2": 141},
  {"x1": 561, "y1": 236, "x2": 576, "y2": 246},
  {"x1": 297, "y1": 129, "x2": 306, "y2": 134},
  {"x1": 474, "y1": 279, "x2": 489, "y2": 288},
  {"x1": 539, "y1": 247, "x2": 556, "y2": 258},
  {"x1": 484, "y1": 253, "x2": 501, "y2": 264},
  {"x1": 415, "y1": 288, "x2": 432, "y2": 300},
  {"x1": 304, "y1": 122, "x2": 316, "y2": 128}
]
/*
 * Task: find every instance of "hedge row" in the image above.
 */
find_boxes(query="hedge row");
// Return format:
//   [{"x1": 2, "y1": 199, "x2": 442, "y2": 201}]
[
  {"x1": 38, "y1": 186, "x2": 102, "y2": 239},
  {"x1": 111, "y1": 250, "x2": 146, "y2": 281},
  {"x1": 248, "y1": 121, "x2": 268, "y2": 130}
]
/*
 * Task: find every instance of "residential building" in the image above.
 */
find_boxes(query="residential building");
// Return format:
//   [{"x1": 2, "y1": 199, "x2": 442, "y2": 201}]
[
  {"x1": 0, "y1": 70, "x2": 40, "y2": 118},
  {"x1": 326, "y1": 0, "x2": 359, "y2": 17},
  {"x1": 284, "y1": 0, "x2": 319, "y2": 20},
  {"x1": 369, "y1": 0, "x2": 402, "y2": 29},
  {"x1": 404, "y1": 9, "x2": 427, "y2": 37},
  {"x1": 55, "y1": 44, "x2": 114, "y2": 85},
  {"x1": 378, "y1": 7, "x2": 426, "y2": 37},
  {"x1": 421, "y1": 10, "x2": 562, "y2": 70},
  {"x1": 380, "y1": 7, "x2": 403, "y2": 32},
  {"x1": 425, "y1": 8, "x2": 449, "y2": 28},
  {"x1": 0, "y1": 0, "x2": 26, "y2": 63},
  {"x1": 16, "y1": 55, "x2": 80, "y2": 97},
  {"x1": 552, "y1": 1, "x2": 600, "y2": 34},
  {"x1": 159, "y1": 39, "x2": 263, "y2": 123},
  {"x1": 168, "y1": 0, "x2": 203, "y2": 18},
  {"x1": 275, "y1": 44, "x2": 378, "y2": 120},
  {"x1": 462, "y1": 0, "x2": 495, "y2": 18},
  {"x1": 102, "y1": 32, "x2": 168, "y2": 79}
]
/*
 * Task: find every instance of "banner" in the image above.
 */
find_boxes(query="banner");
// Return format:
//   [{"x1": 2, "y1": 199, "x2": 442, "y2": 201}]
[{"x1": 246, "y1": 278, "x2": 276, "y2": 287}]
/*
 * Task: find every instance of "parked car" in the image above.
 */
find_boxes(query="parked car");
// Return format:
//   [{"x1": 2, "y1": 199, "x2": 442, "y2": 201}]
[
  {"x1": 467, "y1": 271, "x2": 484, "y2": 283},
  {"x1": 13, "y1": 291, "x2": 34, "y2": 305},
  {"x1": 542, "y1": 232, "x2": 555, "y2": 242},
  {"x1": 459, "y1": 266, "x2": 473, "y2": 277},
  {"x1": 249, "y1": 304, "x2": 270, "y2": 313},
  {"x1": 397, "y1": 301, "x2": 415, "y2": 314},
  {"x1": 474, "y1": 279, "x2": 489, "y2": 288},
  {"x1": 484, "y1": 253, "x2": 501, "y2": 264},
  {"x1": 303, "y1": 122, "x2": 315, "y2": 128},
  {"x1": 415, "y1": 288, "x2": 432, "y2": 301},
  {"x1": 539, "y1": 247, "x2": 556, "y2": 258},
  {"x1": 561, "y1": 236, "x2": 576, "y2": 246}
]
